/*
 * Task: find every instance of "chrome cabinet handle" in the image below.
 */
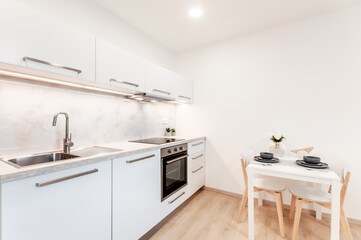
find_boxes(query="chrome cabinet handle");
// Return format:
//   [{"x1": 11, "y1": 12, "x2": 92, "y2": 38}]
[
  {"x1": 179, "y1": 95, "x2": 191, "y2": 100},
  {"x1": 110, "y1": 79, "x2": 139, "y2": 88},
  {"x1": 192, "y1": 142, "x2": 203, "y2": 147},
  {"x1": 168, "y1": 191, "x2": 185, "y2": 204},
  {"x1": 36, "y1": 169, "x2": 98, "y2": 187},
  {"x1": 23, "y1": 56, "x2": 82, "y2": 74},
  {"x1": 126, "y1": 154, "x2": 155, "y2": 164},
  {"x1": 153, "y1": 89, "x2": 171, "y2": 95},
  {"x1": 192, "y1": 154, "x2": 204, "y2": 160},
  {"x1": 192, "y1": 166, "x2": 204, "y2": 173},
  {"x1": 166, "y1": 154, "x2": 189, "y2": 165}
]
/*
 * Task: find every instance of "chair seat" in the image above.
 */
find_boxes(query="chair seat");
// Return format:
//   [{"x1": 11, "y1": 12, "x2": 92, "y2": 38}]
[
  {"x1": 289, "y1": 184, "x2": 331, "y2": 203},
  {"x1": 254, "y1": 178, "x2": 286, "y2": 192}
]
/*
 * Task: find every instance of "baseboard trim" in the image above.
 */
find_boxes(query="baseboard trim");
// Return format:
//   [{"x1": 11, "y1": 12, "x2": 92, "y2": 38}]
[
  {"x1": 204, "y1": 186, "x2": 361, "y2": 226},
  {"x1": 140, "y1": 188, "x2": 204, "y2": 240}
]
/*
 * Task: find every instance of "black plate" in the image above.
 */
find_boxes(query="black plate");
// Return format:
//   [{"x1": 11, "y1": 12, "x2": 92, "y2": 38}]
[
  {"x1": 254, "y1": 156, "x2": 279, "y2": 163},
  {"x1": 296, "y1": 160, "x2": 329, "y2": 169}
]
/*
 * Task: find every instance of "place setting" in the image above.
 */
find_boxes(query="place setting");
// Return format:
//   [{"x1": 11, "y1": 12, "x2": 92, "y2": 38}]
[
  {"x1": 253, "y1": 152, "x2": 280, "y2": 165},
  {"x1": 296, "y1": 156, "x2": 329, "y2": 169}
]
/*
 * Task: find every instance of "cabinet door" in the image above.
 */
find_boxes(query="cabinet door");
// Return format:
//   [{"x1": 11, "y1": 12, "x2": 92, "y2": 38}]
[
  {"x1": 1, "y1": 161, "x2": 112, "y2": 240},
  {"x1": 175, "y1": 74, "x2": 193, "y2": 103},
  {"x1": 113, "y1": 151, "x2": 162, "y2": 240},
  {"x1": 96, "y1": 39, "x2": 145, "y2": 92},
  {"x1": 189, "y1": 161, "x2": 205, "y2": 196},
  {"x1": 0, "y1": 0, "x2": 95, "y2": 81},
  {"x1": 145, "y1": 62, "x2": 176, "y2": 99}
]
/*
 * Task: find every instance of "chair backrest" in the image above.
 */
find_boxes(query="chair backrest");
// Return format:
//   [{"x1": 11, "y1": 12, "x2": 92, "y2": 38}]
[
  {"x1": 291, "y1": 147, "x2": 314, "y2": 158},
  {"x1": 240, "y1": 150, "x2": 254, "y2": 186},
  {"x1": 340, "y1": 169, "x2": 351, "y2": 207}
]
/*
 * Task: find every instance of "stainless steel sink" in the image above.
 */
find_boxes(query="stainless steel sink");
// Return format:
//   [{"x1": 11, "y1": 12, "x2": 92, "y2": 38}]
[{"x1": 4, "y1": 152, "x2": 79, "y2": 168}]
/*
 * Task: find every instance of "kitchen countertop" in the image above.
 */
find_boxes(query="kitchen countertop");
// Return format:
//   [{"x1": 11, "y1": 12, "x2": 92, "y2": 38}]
[{"x1": 0, "y1": 136, "x2": 205, "y2": 183}]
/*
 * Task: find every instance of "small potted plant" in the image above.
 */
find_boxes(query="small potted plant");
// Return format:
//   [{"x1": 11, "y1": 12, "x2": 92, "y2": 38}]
[
  {"x1": 165, "y1": 128, "x2": 171, "y2": 137},
  {"x1": 171, "y1": 128, "x2": 176, "y2": 136},
  {"x1": 269, "y1": 131, "x2": 286, "y2": 157}
]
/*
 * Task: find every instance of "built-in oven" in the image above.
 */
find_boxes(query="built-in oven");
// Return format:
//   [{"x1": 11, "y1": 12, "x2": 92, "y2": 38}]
[{"x1": 161, "y1": 143, "x2": 188, "y2": 201}]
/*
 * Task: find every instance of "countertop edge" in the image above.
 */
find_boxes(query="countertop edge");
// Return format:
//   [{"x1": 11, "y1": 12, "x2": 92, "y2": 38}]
[{"x1": 0, "y1": 137, "x2": 206, "y2": 183}]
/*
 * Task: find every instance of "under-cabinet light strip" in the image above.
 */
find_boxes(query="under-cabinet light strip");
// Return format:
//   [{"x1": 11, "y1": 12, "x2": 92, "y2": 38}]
[{"x1": 0, "y1": 69, "x2": 133, "y2": 97}]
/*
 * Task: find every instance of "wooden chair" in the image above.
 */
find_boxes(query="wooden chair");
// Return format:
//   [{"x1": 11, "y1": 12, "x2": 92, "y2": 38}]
[
  {"x1": 237, "y1": 156, "x2": 287, "y2": 238},
  {"x1": 289, "y1": 169, "x2": 352, "y2": 240}
]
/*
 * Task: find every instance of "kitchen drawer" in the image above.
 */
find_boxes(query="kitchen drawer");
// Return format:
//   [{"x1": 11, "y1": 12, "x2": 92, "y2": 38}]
[
  {"x1": 188, "y1": 139, "x2": 205, "y2": 155},
  {"x1": 190, "y1": 151, "x2": 205, "y2": 168},
  {"x1": 161, "y1": 186, "x2": 189, "y2": 219},
  {"x1": 190, "y1": 162, "x2": 205, "y2": 196}
]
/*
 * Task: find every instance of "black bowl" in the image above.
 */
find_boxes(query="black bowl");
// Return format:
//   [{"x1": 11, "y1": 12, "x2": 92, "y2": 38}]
[
  {"x1": 303, "y1": 156, "x2": 321, "y2": 164},
  {"x1": 260, "y1": 152, "x2": 274, "y2": 159}
]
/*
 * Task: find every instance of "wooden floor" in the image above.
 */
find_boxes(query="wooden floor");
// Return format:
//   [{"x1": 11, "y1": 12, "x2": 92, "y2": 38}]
[{"x1": 150, "y1": 190, "x2": 361, "y2": 240}]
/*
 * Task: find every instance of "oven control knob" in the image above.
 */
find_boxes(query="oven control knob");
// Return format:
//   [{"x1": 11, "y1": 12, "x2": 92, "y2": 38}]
[
  {"x1": 168, "y1": 149, "x2": 172, "y2": 154},
  {"x1": 179, "y1": 146, "x2": 184, "y2": 151},
  {"x1": 174, "y1": 148, "x2": 178, "y2": 152}
]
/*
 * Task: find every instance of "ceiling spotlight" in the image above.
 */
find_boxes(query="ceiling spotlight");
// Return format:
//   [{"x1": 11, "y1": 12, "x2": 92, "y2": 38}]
[{"x1": 189, "y1": 8, "x2": 203, "y2": 18}]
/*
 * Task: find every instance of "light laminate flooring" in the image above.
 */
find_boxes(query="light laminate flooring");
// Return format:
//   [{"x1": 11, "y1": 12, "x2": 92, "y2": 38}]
[{"x1": 150, "y1": 190, "x2": 361, "y2": 240}]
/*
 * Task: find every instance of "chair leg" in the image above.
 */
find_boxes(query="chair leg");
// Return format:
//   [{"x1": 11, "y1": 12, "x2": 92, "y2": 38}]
[
  {"x1": 289, "y1": 195, "x2": 296, "y2": 220},
  {"x1": 280, "y1": 192, "x2": 284, "y2": 217},
  {"x1": 292, "y1": 198, "x2": 303, "y2": 240},
  {"x1": 275, "y1": 192, "x2": 286, "y2": 238},
  {"x1": 340, "y1": 208, "x2": 353, "y2": 240},
  {"x1": 237, "y1": 187, "x2": 248, "y2": 223}
]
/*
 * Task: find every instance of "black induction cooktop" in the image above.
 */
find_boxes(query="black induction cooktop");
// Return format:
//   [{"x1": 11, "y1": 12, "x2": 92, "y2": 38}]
[{"x1": 129, "y1": 137, "x2": 184, "y2": 145}]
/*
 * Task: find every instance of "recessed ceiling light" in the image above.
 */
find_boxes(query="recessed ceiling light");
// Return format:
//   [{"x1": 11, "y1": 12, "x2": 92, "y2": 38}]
[{"x1": 188, "y1": 8, "x2": 203, "y2": 18}]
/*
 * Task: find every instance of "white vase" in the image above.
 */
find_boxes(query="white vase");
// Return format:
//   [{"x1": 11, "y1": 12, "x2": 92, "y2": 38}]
[
  {"x1": 171, "y1": 132, "x2": 176, "y2": 136},
  {"x1": 269, "y1": 142, "x2": 286, "y2": 157},
  {"x1": 165, "y1": 132, "x2": 171, "y2": 137}
]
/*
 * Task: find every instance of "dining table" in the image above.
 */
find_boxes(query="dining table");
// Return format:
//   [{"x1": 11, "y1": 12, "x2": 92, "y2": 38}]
[{"x1": 247, "y1": 155, "x2": 341, "y2": 240}]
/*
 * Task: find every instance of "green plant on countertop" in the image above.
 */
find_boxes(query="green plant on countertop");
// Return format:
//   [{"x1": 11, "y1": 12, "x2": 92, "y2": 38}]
[
  {"x1": 166, "y1": 128, "x2": 171, "y2": 133},
  {"x1": 171, "y1": 128, "x2": 176, "y2": 133}
]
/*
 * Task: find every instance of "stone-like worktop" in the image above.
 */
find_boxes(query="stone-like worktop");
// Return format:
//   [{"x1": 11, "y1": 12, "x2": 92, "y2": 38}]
[{"x1": 0, "y1": 136, "x2": 205, "y2": 183}]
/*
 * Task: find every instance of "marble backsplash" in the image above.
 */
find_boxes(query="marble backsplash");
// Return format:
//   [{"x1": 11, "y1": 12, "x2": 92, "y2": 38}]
[{"x1": 0, "y1": 79, "x2": 176, "y2": 157}]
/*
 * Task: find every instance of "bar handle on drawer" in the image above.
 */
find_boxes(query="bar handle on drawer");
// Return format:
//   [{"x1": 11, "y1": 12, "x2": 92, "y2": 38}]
[
  {"x1": 36, "y1": 169, "x2": 98, "y2": 187},
  {"x1": 23, "y1": 56, "x2": 82, "y2": 74},
  {"x1": 168, "y1": 191, "x2": 185, "y2": 204},
  {"x1": 192, "y1": 154, "x2": 204, "y2": 160},
  {"x1": 192, "y1": 142, "x2": 203, "y2": 147},
  {"x1": 192, "y1": 166, "x2": 204, "y2": 173},
  {"x1": 126, "y1": 154, "x2": 155, "y2": 164},
  {"x1": 110, "y1": 79, "x2": 139, "y2": 87},
  {"x1": 153, "y1": 89, "x2": 171, "y2": 95}
]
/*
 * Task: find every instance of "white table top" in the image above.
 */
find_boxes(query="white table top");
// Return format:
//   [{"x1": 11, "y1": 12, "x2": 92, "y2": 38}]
[{"x1": 248, "y1": 155, "x2": 340, "y2": 184}]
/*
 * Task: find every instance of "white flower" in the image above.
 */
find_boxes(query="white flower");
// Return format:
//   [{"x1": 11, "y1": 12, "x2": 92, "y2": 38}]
[{"x1": 274, "y1": 131, "x2": 282, "y2": 140}]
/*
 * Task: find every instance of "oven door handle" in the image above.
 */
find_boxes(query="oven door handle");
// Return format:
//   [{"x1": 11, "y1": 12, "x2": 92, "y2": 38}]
[{"x1": 166, "y1": 154, "x2": 189, "y2": 165}]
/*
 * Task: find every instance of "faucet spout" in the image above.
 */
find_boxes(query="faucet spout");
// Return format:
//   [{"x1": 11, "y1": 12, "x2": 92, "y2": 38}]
[{"x1": 52, "y1": 112, "x2": 73, "y2": 154}]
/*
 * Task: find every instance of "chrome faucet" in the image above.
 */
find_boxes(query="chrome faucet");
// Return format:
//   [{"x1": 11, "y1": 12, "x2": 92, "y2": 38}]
[{"x1": 52, "y1": 112, "x2": 74, "y2": 154}]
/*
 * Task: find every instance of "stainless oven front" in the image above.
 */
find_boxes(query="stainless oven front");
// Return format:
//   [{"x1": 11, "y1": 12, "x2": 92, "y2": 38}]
[{"x1": 161, "y1": 143, "x2": 188, "y2": 201}]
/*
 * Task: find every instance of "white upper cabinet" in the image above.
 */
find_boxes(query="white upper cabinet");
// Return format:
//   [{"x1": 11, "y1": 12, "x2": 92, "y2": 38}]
[
  {"x1": 0, "y1": 0, "x2": 95, "y2": 81},
  {"x1": 96, "y1": 39, "x2": 145, "y2": 92},
  {"x1": 145, "y1": 62, "x2": 177, "y2": 99},
  {"x1": 174, "y1": 74, "x2": 193, "y2": 103},
  {"x1": 1, "y1": 160, "x2": 112, "y2": 240}
]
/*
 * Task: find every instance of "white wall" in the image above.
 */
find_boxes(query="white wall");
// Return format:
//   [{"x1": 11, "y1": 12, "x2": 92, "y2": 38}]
[
  {"x1": 17, "y1": 0, "x2": 176, "y2": 71},
  {"x1": 176, "y1": 4, "x2": 361, "y2": 220}
]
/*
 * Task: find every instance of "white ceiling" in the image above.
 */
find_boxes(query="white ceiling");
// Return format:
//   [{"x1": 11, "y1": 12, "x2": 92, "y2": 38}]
[{"x1": 92, "y1": 0, "x2": 361, "y2": 52}]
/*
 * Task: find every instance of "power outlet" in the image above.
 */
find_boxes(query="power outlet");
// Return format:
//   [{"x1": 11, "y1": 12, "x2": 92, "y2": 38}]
[{"x1": 161, "y1": 118, "x2": 168, "y2": 125}]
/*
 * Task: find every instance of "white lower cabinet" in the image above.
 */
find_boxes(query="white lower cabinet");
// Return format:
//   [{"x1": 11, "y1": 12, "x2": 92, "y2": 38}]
[
  {"x1": 112, "y1": 151, "x2": 162, "y2": 240},
  {"x1": 1, "y1": 160, "x2": 112, "y2": 240}
]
